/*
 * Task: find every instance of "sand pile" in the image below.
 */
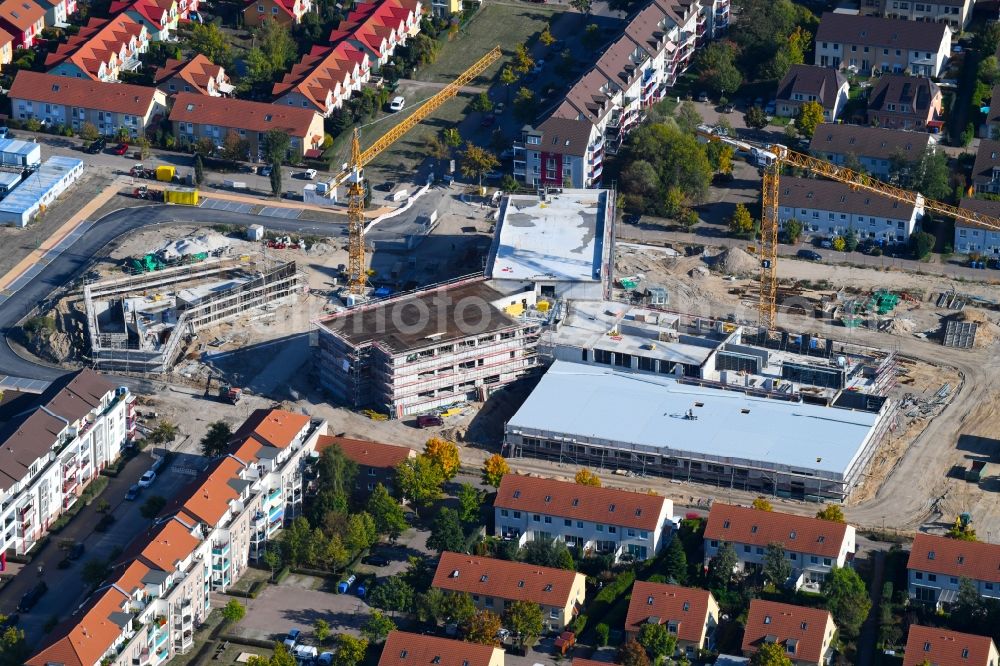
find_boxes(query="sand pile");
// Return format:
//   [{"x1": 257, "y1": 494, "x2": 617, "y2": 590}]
[
  {"x1": 689, "y1": 265, "x2": 709, "y2": 278},
  {"x1": 886, "y1": 317, "x2": 915, "y2": 335},
  {"x1": 711, "y1": 247, "x2": 757, "y2": 276}
]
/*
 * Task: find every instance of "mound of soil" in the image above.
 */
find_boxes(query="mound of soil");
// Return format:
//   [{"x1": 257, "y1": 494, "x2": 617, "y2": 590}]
[{"x1": 711, "y1": 247, "x2": 757, "y2": 276}]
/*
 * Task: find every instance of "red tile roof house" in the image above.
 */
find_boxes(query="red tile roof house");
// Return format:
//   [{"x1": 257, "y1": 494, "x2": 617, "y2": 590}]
[
  {"x1": 9, "y1": 70, "x2": 167, "y2": 136},
  {"x1": 813, "y1": 13, "x2": 952, "y2": 78},
  {"x1": 155, "y1": 53, "x2": 233, "y2": 96},
  {"x1": 775, "y1": 64, "x2": 849, "y2": 122},
  {"x1": 903, "y1": 625, "x2": 1000, "y2": 666},
  {"x1": 494, "y1": 473, "x2": 673, "y2": 562},
  {"x1": 273, "y1": 42, "x2": 370, "y2": 116},
  {"x1": 971, "y1": 138, "x2": 1000, "y2": 196},
  {"x1": 328, "y1": 0, "x2": 423, "y2": 67},
  {"x1": 866, "y1": 73, "x2": 942, "y2": 131},
  {"x1": 45, "y1": 14, "x2": 148, "y2": 82},
  {"x1": 626, "y1": 581, "x2": 721, "y2": 659},
  {"x1": 380, "y1": 631, "x2": 505, "y2": 666},
  {"x1": 703, "y1": 504, "x2": 856, "y2": 590},
  {"x1": 315, "y1": 434, "x2": 415, "y2": 498},
  {"x1": 244, "y1": 0, "x2": 311, "y2": 28},
  {"x1": 169, "y1": 91, "x2": 325, "y2": 160},
  {"x1": 109, "y1": 0, "x2": 178, "y2": 42},
  {"x1": 432, "y1": 552, "x2": 587, "y2": 632},
  {"x1": 907, "y1": 532, "x2": 1000, "y2": 607},
  {"x1": 742, "y1": 600, "x2": 837, "y2": 666},
  {"x1": 41, "y1": 0, "x2": 76, "y2": 27},
  {"x1": 0, "y1": 0, "x2": 46, "y2": 48},
  {"x1": 0, "y1": 27, "x2": 13, "y2": 70}
]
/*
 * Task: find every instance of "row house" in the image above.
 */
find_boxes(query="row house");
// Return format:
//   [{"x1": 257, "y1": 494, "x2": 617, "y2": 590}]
[
  {"x1": 168, "y1": 91, "x2": 325, "y2": 161},
  {"x1": 328, "y1": 0, "x2": 422, "y2": 68},
  {"x1": 26, "y1": 409, "x2": 327, "y2": 666},
  {"x1": 903, "y1": 625, "x2": 1000, "y2": 666},
  {"x1": 985, "y1": 85, "x2": 1000, "y2": 140},
  {"x1": 867, "y1": 73, "x2": 941, "y2": 131},
  {"x1": 315, "y1": 434, "x2": 415, "y2": 500},
  {"x1": 625, "y1": 581, "x2": 720, "y2": 658},
  {"x1": 0, "y1": 369, "x2": 134, "y2": 556},
  {"x1": 774, "y1": 64, "x2": 849, "y2": 122},
  {"x1": 380, "y1": 632, "x2": 504, "y2": 666},
  {"x1": 703, "y1": 504, "x2": 856, "y2": 589},
  {"x1": 777, "y1": 176, "x2": 923, "y2": 243},
  {"x1": 907, "y1": 532, "x2": 1000, "y2": 606},
  {"x1": 493, "y1": 473, "x2": 673, "y2": 561},
  {"x1": 109, "y1": 0, "x2": 178, "y2": 42},
  {"x1": 954, "y1": 197, "x2": 1000, "y2": 255},
  {"x1": 9, "y1": 70, "x2": 168, "y2": 136},
  {"x1": 808, "y1": 122, "x2": 933, "y2": 178},
  {"x1": 973, "y1": 138, "x2": 1000, "y2": 196},
  {"x1": 0, "y1": 28, "x2": 12, "y2": 71},
  {"x1": 243, "y1": 0, "x2": 310, "y2": 27},
  {"x1": 273, "y1": 42, "x2": 370, "y2": 116},
  {"x1": 859, "y1": 0, "x2": 972, "y2": 32},
  {"x1": 0, "y1": 0, "x2": 45, "y2": 48},
  {"x1": 432, "y1": 552, "x2": 586, "y2": 632},
  {"x1": 742, "y1": 600, "x2": 838, "y2": 666},
  {"x1": 515, "y1": 0, "x2": 705, "y2": 189},
  {"x1": 46, "y1": 15, "x2": 149, "y2": 82},
  {"x1": 154, "y1": 54, "x2": 233, "y2": 97},
  {"x1": 42, "y1": 0, "x2": 77, "y2": 27},
  {"x1": 814, "y1": 12, "x2": 951, "y2": 77}
]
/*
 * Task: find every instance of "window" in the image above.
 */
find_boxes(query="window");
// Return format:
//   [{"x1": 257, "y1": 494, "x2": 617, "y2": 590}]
[
  {"x1": 564, "y1": 519, "x2": 572, "y2": 527},
  {"x1": 928, "y1": 574, "x2": 937, "y2": 582},
  {"x1": 640, "y1": 531, "x2": 648, "y2": 540},
  {"x1": 811, "y1": 556, "x2": 819, "y2": 563},
  {"x1": 915, "y1": 572, "x2": 923, "y2": 580},
  {"x1": 823, "y1": 558, "x2": 832, "y2": 566},
  {"x1": 257, "y1": 3, "x2": 263, "y2": 10},
  {"x1": 577, "y1": 521, "x2": 583, "y2": 528},
  {"x1": 744, "y1": 545, "x2": 751, "y2": 553},
  {"x1": 647, "y1": 595, "x2": 655, "y2": 605},
  {"x1": 627, "y1": 529, "x2": 636, "y2": 537},
  {"x1": 513, "y1": 511, "x2": 521, "y2": 519},
  {"x1": 533, "y1": 514, "x2": 540, "y2": 522},
  {"x1": 550, "y1": 608, "x2": 559, "y2": 619},
  {"x1": 544, "y1": 516, "x2": 552, "y2": 524},
  {"x1": 609, "y1": 526, "x2": 616, "y2": 534},
  {"x1": 756, "y1": 547, "x2": 764, "y2": 555},
  {"x1": 501, "y1": 509, "x2": 509, "y2": 517},
  {"x1": 711, "y1": 540, "x2": 719, "y2": 547},
  {"x1": 597, "y1": 524, "x2": 604, "y2": 532}
]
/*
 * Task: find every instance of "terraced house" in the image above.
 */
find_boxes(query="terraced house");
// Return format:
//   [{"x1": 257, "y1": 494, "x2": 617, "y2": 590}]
[
  {"x1": 0, "y1": 369, "x2": 134, "y2": 556},
  {"x1": 327, "y1": 0, "x2": 422, "y2": 68},
  {"x1": 26, "y1": 408, "x2": 327, "y2": 666},
  {"x1": 273, "y1": 41, "x2": 370, "y2": 115},
  {"x1": 626, "y1": 581, "x2": 720, "y2": 658},
  {"x1": 109, "y1": 0, "x2": 178, "y2": 41},
  {"x1": 859, "y1": 0, "x2": 973, "y2": 32},
  {"x1": 741, "y1": 600, "x2": 837, "y2": 666},
  {"x1": 814, "y1": 13, "x2": 951, "y2": 77},
  {"x1": 0, "y1": 0, "x2": 45, "y2": 48},
  {"x1": 154, "y1": 54, "x2": 233, "y2": 97},
  {"x1": 907, "y1": 533, "x2": 1000, "y2": 606},
  {"x1": 866, "y1": 73, "x2": 941, "y2": 131},
  {"x1": 432, "y1": 552, "x2": 586, "y2": 631},
  {"x1": 808, "y1": 123, "x2": 933, "y2": 178},
  {"x1": 903, "y1": 625, "x2": 1000, "y2": 666},
  {"x1": 493, "y1": 473, "x2": 673, "y2": 561},
  {"x1": 45, "y1": 14, "x2": 149, "y2": 82},
  {"x1": 41, "y1": 0, "x2": 76, "y2": 27},
  {"x1": 243, "y1": 0, "x2": 310, "y2": 27}
]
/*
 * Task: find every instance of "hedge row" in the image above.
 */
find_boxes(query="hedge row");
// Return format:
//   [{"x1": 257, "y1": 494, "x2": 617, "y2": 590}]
[{"x1": 584, "y1": 570, "x2": 636, "y2": 635}]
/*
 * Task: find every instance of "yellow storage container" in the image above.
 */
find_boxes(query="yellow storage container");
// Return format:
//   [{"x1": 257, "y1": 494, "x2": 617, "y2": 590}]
[
  {"x1": 155, "y1": 165, "x2": 176, "y2": 182},
  {"x1": 536, "y1": 300, "x2": 550, "y2": 312},
  {"x1": 504, "y1": 302, "x2": 525, "y2": 316},
  {"x1": 163, "y1": 188, "x2": 199, "y2": 205}
]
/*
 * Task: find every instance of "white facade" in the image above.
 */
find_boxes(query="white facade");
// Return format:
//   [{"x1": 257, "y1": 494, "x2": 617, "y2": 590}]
[
  {"x1": 704, "y1": 528, "x2": 856, "y2": 586},
  {"x1": 778, "y1": 199, "x2": 921, "y2": 242},
  {"x1": 814, "y1": 16, "x2": 951, "y2": 77},
  {"x1": 0, "y1": 156, "x2": 84, "y2": 227},
  {"x1": 955, "y1": 224, "x2": 1000, "y2": 255}
]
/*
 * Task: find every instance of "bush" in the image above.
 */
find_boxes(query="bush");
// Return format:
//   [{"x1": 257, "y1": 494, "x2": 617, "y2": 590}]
[
  {"x1": 22, "y1": 316, "x2": 55, "y2": 334},
  {"x1": 595, "y1": 623, "x2": 610, "y2": 647},
  {"x1": 274, "y1": 566, "x2": 291, "y2": 583},
  {"x1": 585, "y1": 570, "x2": 635, "y2": 634}
]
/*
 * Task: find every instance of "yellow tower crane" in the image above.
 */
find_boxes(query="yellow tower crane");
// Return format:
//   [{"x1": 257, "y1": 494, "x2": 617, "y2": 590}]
[
  {"x1": 340, "y1": 45, "x2": 502, "y2": 295},
  {"x1": 700, "y1": 131, "x2": 1000, "y2": 329}
]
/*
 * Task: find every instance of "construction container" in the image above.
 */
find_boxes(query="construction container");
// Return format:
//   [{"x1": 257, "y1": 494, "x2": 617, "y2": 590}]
[
  {"x1": 155, "y1": 165, "x2": 176, "y2": 182},
  {"x1": 247, "y1": 224, "x2": 264, "y2": 241},
  {"x1": 536, "y1": 300, "x2": 550, "y2": 312},
  {"x1": 163, "y1": 187, "x2": 198, "y2": 205}
]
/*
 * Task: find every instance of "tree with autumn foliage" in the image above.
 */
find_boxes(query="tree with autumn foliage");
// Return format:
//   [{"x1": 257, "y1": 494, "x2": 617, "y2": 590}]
[
  {"x1": 424, "y1": 438, "x2": 460, "y2": 480},
  {"x1": 574, "y1": 468, "x2": 601, "y2": 487},
  {"x1": 464, "y1": 609, "x2": 502, "y2": 646},
  {"x1": 617, "y1": 638, "x2": 650, "y2": 666},
  {"x1": 752, "y1": 497, "x2": 773, "y2": 512},
  {"x1": 482, "y1": 454, "x2": 509, "y2": 487},
  {"x1": 816, "y1": 505, "x2": 845, "y2": 522}
]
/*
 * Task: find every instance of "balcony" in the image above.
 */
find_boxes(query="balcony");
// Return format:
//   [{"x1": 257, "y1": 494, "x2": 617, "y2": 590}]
[{"x1": 211, "y1": 541, "x2": 230, "y2": 555}]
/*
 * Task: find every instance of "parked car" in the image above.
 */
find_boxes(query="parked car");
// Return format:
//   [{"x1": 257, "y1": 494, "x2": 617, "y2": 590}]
[
  {"x1": 818, "y1": 238, "x2": 833, "y2": 249},
  {"x1": 86, "y1": 138, "x2": 106, "y2": 154},
  {"x1": 0, "y1": 126, "x2": 9, "y2": 139},
  {"x1": 113, "y1": 142, "x2": 129, "y2": 156},
  {"x1": 125, "y1": 484, "x2": 140, "y2": 501},
  {"x1": 697, "y1": 91, "x2": 710, "y2": 102},
  {"x1": 68, "y1": 543, "x2": 85, "y2": 560},
  {"x1": 362, "y1": 553, "x2": 391, "y2": 566},
  {"x1": 318, "y1": 653, "x2": 334, "y2": 666},
  {"x1": 18, "y1": 582, "x2": 47, "y2": 612},
  {"x1": 138, "y1": 470, "x2": 156, "y2": 488},
  {"x1": 283, "y1": 628, "x2": 301, "y2": 649},
  {"x1": 303, "y1": 168, "x2": 317, "y2": 180},
  {"x1": 494, "y1": 102, "x2": 505, "y2": 114},
  {"x1": 388, "y1": 96, "x2": 406, "y2": 112},
  {"x1": 722, "y1": 102, "x2": 735, "y2": 113},
  {"x1": 797, "y1": 249, "x2": 823, "y2": 261},
  {"x1": 530, "y1": 59, "x2": 545, "y2": 75},
  {"x1": 377, "y1": 181, "x2": 395, "y2": 192},
  {"x1": 260, "y1": 165, "x2": 272, "y2": 177}
]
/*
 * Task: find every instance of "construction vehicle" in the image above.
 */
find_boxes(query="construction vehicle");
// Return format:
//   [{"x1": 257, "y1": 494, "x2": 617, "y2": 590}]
[
  {"x1": 696, "y1": 127, "x2": 1000, "y2": 329},
  {"x1": 335, "y1": 46, "x2": 502, "y2": 295},
  {"x1": 219, "y1": 384, "x2": 243, "y2": 404},
  {"x1": 130, "y1": 164, "x2": 154, "y2": 179},
  {"x1": 132, "y1": 185, "x2": 161, "y2": 200}
]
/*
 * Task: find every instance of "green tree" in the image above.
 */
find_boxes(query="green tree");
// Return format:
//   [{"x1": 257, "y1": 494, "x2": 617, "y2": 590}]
[
  {"x1": 675, "y1": 100, "x2": 703, "y2": 134},
  {"x1": 471, "y1": 92, "x2": 494, "y2": 114},
  {"x1": 844, "y1": 228, "x2": 859, "y2": 252},
  {"x1": 482, "y1": 454, "x2": 509, "y2": 487},
  {"x1": 428, "y1": 507, "x2": 465, "y2": 554},
  {"x1": 264, "y1": 129, "x2": 291, "y2": 164},
  {"x1": 750, "y1": 641, "x2": 794, "y2": 666},
  {"x1": 200, "y1": 420, "x2": 232, "y2": 458},
  {"x1": 582, "y1": 23, "x2": 601, "y2": 51},
  {"x1": 443, "y1": 127, "x2": 462, "y2": 147},
  {"x1": 539, "y1": 25, "x2": 556, "y2": 46},
  {"x1": 464, "y1": 609, "x2": 502, "y2": 646},
  {"x1": 663, "y1": 537, "x2": 688, "y2": 584},
  {"x1": 279, "y1": 516, "x2": 313, "y2": 566},
  {"x1": 344, "y1": 512, "x2": 378, "y2": 553},
  {"x1": 499, "y1": 66, "x2": 518, "y2": 102},
  {"x1": 707, "y1": 541, "x2": 738, "y2": 589},
  {"x1": 148, "y1": 420, "x2": 178, "y2": 444},
  {"x1": 729, "y1": 203, "x2": 755, "y2": 236},
  {"x1": 457, "y1": 483, "x2": 484, "y2": 524},
  {"x1": 796, "y1": 100, "x2": 825, "y2": 138},
  {"x1": 139, "y1": 495, "x2": 167, "y2": 519},
  {"x1": 594, "y1": 623, "x2": 610, "y2": 647},
  {"x1": 571, "y1": 0, "x2": 592, "y2": 11},
  {"x1": 81, "y1": 558, "x2": 110, "y2": 587},
  {"x1": 823, "y1": 566, "x2": 871, "y2": 639},
  {"x1": 334, "y1": 634, "x2": 368, "y2": 666},
  {"x1": 368, "y1": 575, "x2": 414, "y2": 615},
  {"x1": 909, "y1": 231, "x2": 935, "y2": 260},
  {"x1": 315, "y1": 618, "x2": 331, "y2": 643},
  {"x1": 362, "y1": 610, "x2": 395, "y2": 643},
  {"x1": 257, "y1": 20, "x2": 296, "y2": 72},
  {"x1": 461, "y1": 144, "x2": 499, "y2": 191},
  {"x1": 269, "y1": 160, "x2": 282, "y2": 198},
  {"x1": 695, "y1": 41, "x2": 743, "y2": 96},
  {"x1": 187, "y1": 23, "x2": 231, "y2": 68},
  {"x1": 763, "y1": 543, "x2": 792, "y2": 586},
  {"x1": 194, "y1": 154, "x2": 205, "y2": 185},
  {"x1": 520, "y1": 537, "x2": 574, "y2": 570},
  {"x1": 310, "y1": 444, "x2": 358, "y2": 524},
  {"x1": 947, "y1": 515, "x2": 978, "y2": 541},
  {"x1": 638, "y1": 623, "x2": 676, "y2": 661},
  {"x1": 513, "y1": 87, "x2": 537, "y2": 123},
  {"x1": 503, "y1": 600, "x2": 544, "y2": 649},
  {"x1": 744, "y1": 105, "x2": 769, "y2": 131},
  {"x1": 222, "y1": 599, "x2": 246, "y2": 624},
  {"x1": 619, "y1": 123, "x2": 713, "y2": 212},
  {"x1": 0, "y1": 623, "x2": 27, "y2": 666},
  {"x1": 396, "y1": 454, "x2": 445, "y2": 514},
  {"x1": 784, "y1": 218, "x2": 803, "y2": 244},
  {"x1": 80, "y1": 122, "x2": 99, "y2": 141},
  {"x1": 424, "y1": 438, "x2": 461, "y2": 480},
  {"x1": 367, "y1": 484, "x2": 408, "y2": 540},
  {"x1": 912, "y1": 148, "x2": 951, "y2": 201},
  {"x1": 263, "y1": 549, "x2": 282, "y2": 580},
  {"x1": 618, "y1": 637, "x2": 651, "y2": 666}
]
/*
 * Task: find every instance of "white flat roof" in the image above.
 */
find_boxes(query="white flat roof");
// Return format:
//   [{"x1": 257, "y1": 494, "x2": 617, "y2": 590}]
[
  {"x1": 507, "y1": 361, "x2": 881, "y2": 476},
  {"x1": 0, "y1": 156, "x2": 82, "y2": 214},
  {"x1": 487, "y1": 189, "x2": 608, "y2": 283}
]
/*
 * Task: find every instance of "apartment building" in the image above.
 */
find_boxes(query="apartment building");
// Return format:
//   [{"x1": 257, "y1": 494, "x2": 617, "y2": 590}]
[
  {"x1": 0, "y1": 369, "x2": 134, "y2": 556},
  {"x1": 154, "y1": 54, "x2": 233, "y2": 97},
  {"x1": 315, "y1": 278, "x2": 544, "y2": 418},
  {"x1": 775, "y1": 64, "x2": 849, "y2": 122},
  {"x1": 860, "y1": 0, "x2": 972, "y2": 31},
  {"x1": 380, "y1": 631, "x2": 504, "y2": 666},
  {"x1": 109, "y1": 0, "x2": 178, "y2": 41},
  {"x1": 808, "y1": 123, "x2": 933, "y2": 178},
  {"x1": 903, "y1": 625, "x2": 1000, "y2": 666},
  {"x1": 273, "y1": 42, "x2": 370, "y2": 116},
  {"x1": 0, "y1": 0, "x2": 44, "y2": 47},
  {"x1": 168, "y1": 92, "x2": 324, "y2": 160},
  {"x1": 41, "y1": 0, "x2": 76, "y2": 27},
  {"x1": 626, "y1": 581, "x2": 720, "y2": 658},
  {"x1": 315, "y1": 434, "x2": 415, "y2": 499},
  {"x1": 9, "y1": 70, "x2": 167, "y2": 135},
  {"x1": 814, "y1": 13, "x2": 951, "y2": 77},
  {"x1": 243, "y1": 0, "x2": 311, "y2": 27},
  {"x1": 742, "y1": 600, "x2": 837, "y2": 666},
  {"x1": 972, "y1": 139, "x2": 1000, "y2": 195},
  {"x1": 493, "y1": 474, "x2": 673, "y2": 561},
  {"x1": 0, "y1": 27, "x2": 12, "y2": 71},
  {"x1": 46, "y1": 15, "x2": 149, "y2": 81},
  {"x1": 907, "y1": 533, "x2": 1000, "y2": 606},
  {"x1": 954, "y1": 197, "x2": 1000, "y2": 255},
  {"x1": 703, "y1": 504, "x2": 856, "y2": 588},
  {"x1": 327, "y1": 0, "x2": 422, "y2": 67},
  {"x1": 515, "y1": 0, "x2": 708, "y2": 189},
  {"x1": 432, "y1": 552, "x2": 586, "y2": 631},
  {"x1": 26, "y1": 408, "x2": 326, "y2": 666},
  {"x1": 777, "y1": 176, "x2": 923, "y2": 243},
  {"x1": 867, "y1": 74, "x2": 941, "y2": 131}
]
